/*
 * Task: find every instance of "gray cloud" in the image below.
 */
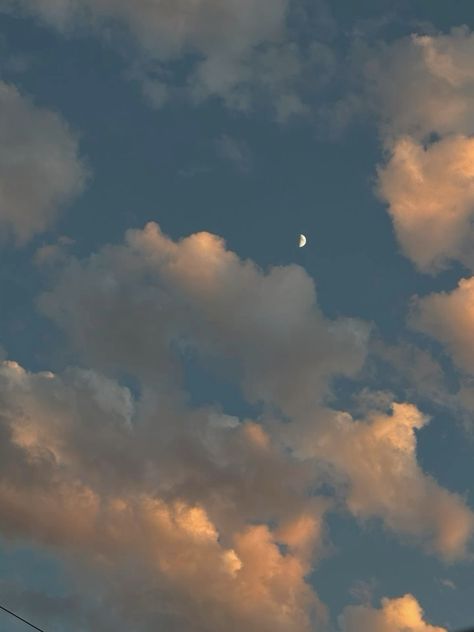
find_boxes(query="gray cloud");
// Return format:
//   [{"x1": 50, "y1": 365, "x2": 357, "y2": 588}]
[
  {"x1": 2, "y1": 0, "x2": 339, "y2": 120},
  {"x1": 215, "y1": 134, "x2": 252, "y2": 172},
  {"x1": 0, "y1": 81, "x2": 87, "y2": 244},
  {"x1": 365, "y1": 27, "x2": 474, "y2": 144},
  {"x1": 38, "y1": 223, "x2": 369, "y2": 416}
]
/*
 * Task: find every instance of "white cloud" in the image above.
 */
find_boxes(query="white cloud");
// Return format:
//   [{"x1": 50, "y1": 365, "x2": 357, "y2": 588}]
[{"x1": 0, "y1": 81, "x2": 86, "y2": 243}]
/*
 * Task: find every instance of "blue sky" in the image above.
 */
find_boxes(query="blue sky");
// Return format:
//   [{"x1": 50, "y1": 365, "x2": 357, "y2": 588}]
[{"x1": 0, "y1": 2, "x2": 474, "y2": 631}]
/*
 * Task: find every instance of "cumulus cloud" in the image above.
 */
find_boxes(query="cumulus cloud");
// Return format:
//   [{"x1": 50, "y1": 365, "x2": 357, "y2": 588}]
[
  {"x1": 0, "y1": 362, "x2": 462, "y2": 630},
  {"x1": 409, "y1": 277, "x2": 474, "y2": 374},
  {"x1": 365, "y1": 337, "x2": 474, "y2": 433},
  {"x1": 281, "y1": 402, "x2": 474, "y2": 560},
  {"x1": 368, "y1": 27, "x2": 474, "y2": 272},
  {"x1": 367, "y1": 27, "x2": 474, "y2": 142},
  {"x1": 38, "y1": 222, "x2": 369, "y2": 416},
  {"x1": 0, "y1": 81, "x2": 87, "y2": 244},
  {"x1": 35, "y1": 225, "x2": 474, "y2": 561},
  {"x1": 377, "y1": 134, "x2": 474, "y2": 272},
  {"x1": 0, "y1": 359, "x2": 328, "y2": 632},
  {"x1": 34, "y1": 235, "x2": 75, "y2": 267},
  {"x1": 36, "y1": 224, "x2": 472, "y2": 558},
  {"x1": 340, "y1": 594, "x2": 446, "y2": 632},
  {"x1": 0, "y1": 224, "x2": 470, "y2": 627}
]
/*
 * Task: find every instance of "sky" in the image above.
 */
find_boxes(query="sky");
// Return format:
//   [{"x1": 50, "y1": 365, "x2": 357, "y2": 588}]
[{"x1": 0, "y1": 1, "x2": 474, "y2": 631}]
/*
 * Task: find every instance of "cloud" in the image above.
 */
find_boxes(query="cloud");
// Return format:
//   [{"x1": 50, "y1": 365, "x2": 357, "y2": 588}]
[
  {"x1": 0, "y1": 359, "x2": 328, "y2": 631},
  {"x1": 215, "y1": 134, "x2": 252, "y2": 172},
  {"x1": 281, "y1": 402, "x2": 474, "y2": 560},
  {"x1": 366, "y1": 27, "x2": 474, "y2": 143},
  {"x1": 369, "y1": 339, "x2": 450, "y2": 406},
  {"x1": 439, "y1": 578, "x2": 456, "y2": 590},
  {"x1": 364, "y1": 338, "x2": 474, "y2": 434},
  {"x1": 34, "y1": 235, "x2": 75, "y2": 266},
  {"x1": 0, "y1": 81, "x2": 86, "y2": 244},
  {"x1": 409, "y1": 277, "x2": 474, "y2": 374},
  {"x1": 35, "y1": 224, "x2": 474, "y2": 560},
  {"x1": 348, "y1": 578, "x2": 378, "y2": 606},
  {"x1": 2, "y1": 361, "x2": 462, "y2": 630},
  {"x1": 38, "y1": 222, "x2": 369, "y2": 416},
  {"x1": 0, "y1": 225, "x2": 470, "y2": 626},
  {"x1": 12, "y1": 0, "x2": 288, "y2": 59},
  {"x1": 340, "y1": 594, "x2": 446, "y2": 632},
  {"x1": 368, "y1": 27, "x2": 474, "y2": 272},
  {"x1": 377, "y1": 135, "x2": 474, "y2": 272},
  {"x1": 4, "y1": 0, "x2": 339, "y2": 119}
]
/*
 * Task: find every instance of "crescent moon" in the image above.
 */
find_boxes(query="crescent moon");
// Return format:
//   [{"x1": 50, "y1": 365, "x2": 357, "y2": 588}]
[{"x1": 298, "y1": 234, "x2": 307, "y2": 248}]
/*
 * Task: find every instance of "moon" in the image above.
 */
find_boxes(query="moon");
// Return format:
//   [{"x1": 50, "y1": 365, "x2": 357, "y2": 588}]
[{"x1": 298, "y1": 234, "x2": 307, "y2": 248}]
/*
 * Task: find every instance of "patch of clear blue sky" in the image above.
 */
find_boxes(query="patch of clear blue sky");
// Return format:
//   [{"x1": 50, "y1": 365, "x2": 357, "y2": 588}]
[{"x1": 0, "y1": 2, "x2": 473, "y2": 630}]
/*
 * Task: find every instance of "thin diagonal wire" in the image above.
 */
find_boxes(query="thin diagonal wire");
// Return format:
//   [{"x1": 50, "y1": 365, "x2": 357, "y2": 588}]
[{"x1": 0, "y1": 603, "x2": 47, "y2": 631}]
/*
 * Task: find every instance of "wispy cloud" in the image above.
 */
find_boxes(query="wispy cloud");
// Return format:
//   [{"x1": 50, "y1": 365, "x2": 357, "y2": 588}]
[{"x1": 215, "y1": 134, "x2": 252, "y2": 172}]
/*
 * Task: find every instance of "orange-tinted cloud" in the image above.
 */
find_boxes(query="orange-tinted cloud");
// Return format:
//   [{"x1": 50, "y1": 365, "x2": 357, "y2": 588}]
[
  {"x1": 0, "y1": 359, "x2": 328, "y2": 631},
  {"x1": 340, "y1": 594, "x2": 446, "y2": 632},
  {"x1": 377, "y1": 135, "x2": 474, "y2": 272},
  {"x1": 370, "y1": 27, "x2": 474, "y2": 272},
  {"x1": 3, "y1": 224, "x2": 470, "y2": 628},
  {"x1": 410, "y1": 277, "x2": 474, "y2": 373},
  {"x1": 282, "y1": 402, "x2": 474, "y2": 560}
]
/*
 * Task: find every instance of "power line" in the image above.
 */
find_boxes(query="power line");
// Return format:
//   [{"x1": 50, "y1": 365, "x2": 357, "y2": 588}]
[{"x1": 0, "y1": 604, "x2": 47, "y2": 632}]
